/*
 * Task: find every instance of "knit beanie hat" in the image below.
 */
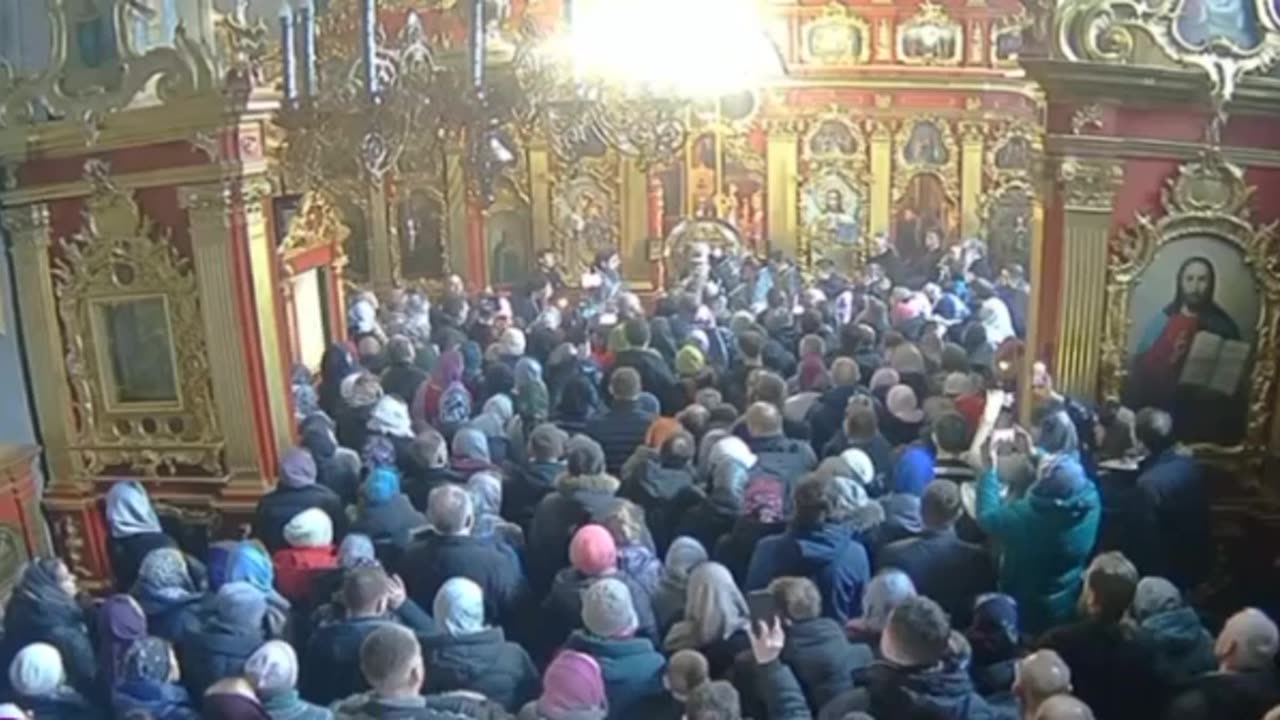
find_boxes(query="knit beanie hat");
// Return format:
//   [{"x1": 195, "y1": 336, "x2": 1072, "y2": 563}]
[
  {"x1": 570, "y1": 525, "x2": 617, "y2": 576},
  {"x1": 581, "y1": 578, "x2": 638, "y2": 638},
  {"x1": 676, "y1": 345, "x2": 706, "y2": 377}
]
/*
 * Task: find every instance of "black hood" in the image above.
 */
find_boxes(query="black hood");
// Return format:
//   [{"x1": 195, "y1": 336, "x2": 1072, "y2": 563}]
[{"x1": 865, "y1": 662, "x2": 993, "y2": 720}]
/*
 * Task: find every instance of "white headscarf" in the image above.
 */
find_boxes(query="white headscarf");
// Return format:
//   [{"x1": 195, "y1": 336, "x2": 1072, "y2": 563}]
[
  {"x1": 470, "y1": 395, "x2": 514, "y2": 438},
  {"x1": 283, "y1": 508, "x2": 333, "y2": 548},
  {"x1": 434, "y1": 577, "x2": 486, "y2": 636},
  {"x1": 105, "y1": 480, "x2": 161, "y2": 538},
  {"x1": 664, "y1": 562, "x2": 749, "y2": 651},
  {"x1": 708, "y1": 436, "x2": 757, "y2": 473},
  {"x1": 840, "y1": 449, "x2": 875, "y2": 487},
  {"x1": 367, "y1": 396, "x2": 414, "y2": 438},
  {"x1": 244, "y1": 640, "x2": 299, "y2": 696},
  {"x1": 8, "y1": 643, "x2": 63, "y2": 697},
  {"x1": 498, "y1": 328, "x2": 527, "y2": 357}
]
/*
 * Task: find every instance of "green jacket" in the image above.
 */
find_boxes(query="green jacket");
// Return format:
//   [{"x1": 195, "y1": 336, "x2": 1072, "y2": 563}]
[{"x1": 975, "y1": 464, "x2": 1100, "y2": 635}]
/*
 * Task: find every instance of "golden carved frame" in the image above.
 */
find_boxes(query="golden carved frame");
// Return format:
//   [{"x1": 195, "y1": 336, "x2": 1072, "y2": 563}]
[
  {"x1": 799, "y1": 112, "x2": 870, "y2": 265},
  {"x1": 1099, "y1": 152, "x2": 1280, "y2": 455},
  {"x1": 800, "y1": 3, "x2": 873, "y2": 67},
  {"x1": 895, "y1": 2, "x2": 964, "y2": 67},
  {"x1": 550, "y1": 152, "x2": 623, "y2": 281},
  {"x1": 990, "y1": 11, "x2": 1030, "y2": 68},
  {"x1": 892, "y1": 116, "x2": 961, "y2": 205},
  {"x1": 51, "y1": 168, "x2": 224, "y2": 479}
]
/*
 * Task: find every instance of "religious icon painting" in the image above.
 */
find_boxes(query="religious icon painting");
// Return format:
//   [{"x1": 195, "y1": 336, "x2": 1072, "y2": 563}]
[
  {"x1": 800, "y1": 5, "x2": 871, "y2": 66},
  {"x1": 554, "y1": 173, "x2": 619, "y2": 274},
  {"x1": 984, "y1": 184, "x2": 1033, "y2": 273},
  {"x1": 994, "y1": 135, "x2": 1032, "y2": 173},
  {"x1": 1174, "y1": 0, "x2": 1263, "y2": 50},
  {"x1": 806, "y1": 119, "x2": 860, "y2": 160},
  {"x1": 990, "y1": 16, "x2": 1026, "y2": 65},
  {"x1": 803, "y1": 172, "x2": 865, "y2": 249},
  {"x1": 896, "y1": 2, "x2": 963, "y2": 66},
  {"x1": 1122, "y1": 235, "x2": 1260, "y2": 446},
  {"x1": 397, "y1": 188, "x2": 446, "y2": 281},
  {"x1": 486, "y1": 205, "x2": 533, "y2": 287},
  {"x1": 902, "y1": 120, "x2": 950, "y2": 166}
]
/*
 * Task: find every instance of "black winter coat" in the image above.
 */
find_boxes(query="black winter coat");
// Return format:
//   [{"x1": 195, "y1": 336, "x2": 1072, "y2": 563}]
[
  {"x1": 609, "y1": 349, "x2": 684, "y2": 415},
  {"x1": 303, "y1": 605, "x2": 436, "y2": 705},
  {"x1": 877, "y1": 529, "x2": 995, "y2": 628},
  {"x1": 542, "y1": 569, "x2": 658, "y2": 648},
  {"x1": 336, "y1": 404, "x2": 376, "y2": 455},
  {"x1": 110, "y1": 531, "x2": 177, "y2": 591},
  {"x1": 421, "y1": 628, "x2": 539, "y2": 712},
  {"x1": 527, "y1": 473, "x2": 624, "y2": 595},
  {"x1": 585, "y1": 402, "x2": 657, "y2": 476},
  {"x1": 1036, "y1": 620, "x2": 1162, "y2": 720},
  {"x1": 619, "y1": 450, "x2": 698, "y2": 553},
  {"x1": 0, "y1": 595, "x2": 97, "y2": 702},
  {"x1": 177, "y1": 623, "x2": 264, "y2": 701},
  {"x1": 1163, "y1": 668, "x2": 1280, "y2": 720},
  {"x1": 819, "y1": 661, "x2": 1015, "y2": 720},
  {"x1": 403, "y1": 466, "x2": 466, "y2": 513},
  {"x1": 563, "y1": 631, "x2": 666, "y2": 720},
  {"x1": 398, "y1": 532, "x2": 526, "y2": 625},
  {"x1": 502, "y1": 461, "x2": 566, "y2": 531},
  {"x1": 254, "y1": 483, "x2": 348, "y2": 553},
  {"x1": 381, "y1": 362, "x2": 429, "y2": 404},
  {"x1": 14, "y1": 690, "x2": 104, "y2": 720},
  {"x1": 780, "y1": 618, "x2": 874, "y2": 710},
  {"x1": 714, "y1": 518, "x2": 787, "y2": 586},
  {"x1": 351, "y1": 495, "x2": 428, "y2": 552}
]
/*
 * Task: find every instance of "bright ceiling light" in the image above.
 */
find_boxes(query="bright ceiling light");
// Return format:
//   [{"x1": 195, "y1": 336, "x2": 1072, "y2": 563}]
[{"x1": 564, "y1": 0, "x2": 785, "y2": 98}]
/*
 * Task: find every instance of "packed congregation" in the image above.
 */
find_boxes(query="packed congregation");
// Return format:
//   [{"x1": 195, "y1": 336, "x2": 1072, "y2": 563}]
[{"x1": 0, "y1": 240, "x2": 1271, "y2": 720}]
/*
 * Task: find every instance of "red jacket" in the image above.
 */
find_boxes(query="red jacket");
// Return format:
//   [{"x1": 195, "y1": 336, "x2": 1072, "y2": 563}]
[{"x1": 272, "y1": 546, "x2": 338, "y2": 604}]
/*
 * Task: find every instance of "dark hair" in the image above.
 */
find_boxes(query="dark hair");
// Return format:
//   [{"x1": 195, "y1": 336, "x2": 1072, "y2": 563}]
[
  {"x1": 749, "y1": 372, "x2": 787, "y2": 408},
  {"x1": 624, "y1": 318, "x2": 651, "y2": 348},
  {"x1": 1167, "y1": 256, "x2": 1216, "y2": 314},
  {"x1": 660, "y1": 432, "x2": 695, "y2": 467},
  {"x1": 558, "y1": 375, "x2": 596, "y2": 420},
  {"x1": 708, "y1": 404, "x2": 739, "y2": 428},
  {"x1": 737, "y1": 331, "x2": 765, "y2": 360},
  {"x1": 1086, "y1": 552, "x2": 1138, "y2": 623},
  {"x1": 686, "y1": 681, "x2": 741, "y2": 720},
  {"x1": 793, "y1": 474, "x2": 839, "y2": 527},
  {"x1": 667, "y1": 650, "x2": 710, "y2": 696},
  {"x1": 932, "y1": 413, "x2": 972, "y2": 454},
  {"x1": 359, "y1": 624, "x2": 420, "y2": 689},
  {"x1": 566, "y1": 437, "x2": 606, "y2": 476},
  {"x1": 483, "y1": 364, "x2": 515, "y2": 399},
  {"x1": 387, "y1": 335, "x2": 415, "y2": 364},
  {"x1": 344, "y1": 566, "x2": 389, "y2": 615},
  {"x1": 886, "y1": 596, "x2": 951, "y2": 666},
  {"x1": 770, "y1": 576, "x2": 822, "y2": 621},
  {"x1": 846, "y1": 402, "x2": 879, "y2": 440},
  {"x1": 1134, "y1": 407, "x2": 1175, "y2": 455}
]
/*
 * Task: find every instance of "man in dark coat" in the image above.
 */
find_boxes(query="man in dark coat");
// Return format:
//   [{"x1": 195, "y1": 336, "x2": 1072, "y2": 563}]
[
  {"x1": 879, "y1": 480, "x2": 995, "y2": 627},
  {"x1": 401, "y1": 430, "x2": 464, "y2": 513},
  {"x1": 619, "y1": 433, "x2": 699, "y2": 553},
  {"x1": 563, "y1": 579, "x2": 667, "y2": 719},
  {"x1": 608, "y1": 318, "x2": 685, "y2": 414},
  {"x1": 770, "y1": 577, "x2": 873, "y2": 710},
  {"x1": 806, "y1": 358, "x2": 866, "y2": 458},
  {"x1": 743, "y1": 403, "x2": 818, "y2": 503},
  {"x1": 380, "y1": 336, "x2": 430, "y2": 404},
  {"x1": 502, "y1": 424, "x2": 569, "y2": 531},
  {"x1": 253, "y1": 448, "x2": 348, "y2": 553},
  {"x1": 1164, "y1": 608, "x2": 1280, "y2": 720},
  {"x1": 586, "y1": 368, "x2": 657, "y2": 476},
  {"x1": 178, "y1": 582, "x2": 267, "y2": 700},
  {"x1": 304, "y1": 566, "x2": 436, "y2": 705},
  {"x1": 1035, "y1": 552, "x2": 1162, "y2": 720},
  {"x1": 1135, "y1": 408, "x2": 1211, "y2": 590},
  {"x1": 818, "y1": 596, "x2": 1010, "y2": 720},
  {"x1": 722, "y1": 331, "x2": 767, "y2": 412},
  {"x1": 396, "y1": 485, "x2": 526, "y2": 624},
  {"x1": 746, "y1": 474, "x2": 870, "y2": 624}
]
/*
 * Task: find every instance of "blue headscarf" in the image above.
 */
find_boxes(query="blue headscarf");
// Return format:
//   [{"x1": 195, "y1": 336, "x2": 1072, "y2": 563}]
[
  {"x1": 892, "y1": 445, "x2": 934, "y2": 496},
  {"x1": 363, "y1": 466, "x2": 401, "y2": 505},
  {"x1": 225, "y1": 542, "x2": 274, "y2": 594}
]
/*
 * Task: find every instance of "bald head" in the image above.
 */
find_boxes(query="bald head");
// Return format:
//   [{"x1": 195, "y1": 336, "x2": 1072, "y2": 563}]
[
  {"x1": 1015, "y1": 650, "x2": 1072, "y2": 716},
  {"x1": 1034, "y1": 695, "x2": 1095, "y2": 720},
  {"x1": 1217, "y1": 608, "x2": 1280, "y2": 672},
  {"x1": 745, "y1": 402, "x2": 782, "y2": 438}
]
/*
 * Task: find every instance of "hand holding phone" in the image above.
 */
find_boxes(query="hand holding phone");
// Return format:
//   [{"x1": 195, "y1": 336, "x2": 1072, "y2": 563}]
[{"x1": 747, "y1": 589, "x2": 779, "y2": 628}]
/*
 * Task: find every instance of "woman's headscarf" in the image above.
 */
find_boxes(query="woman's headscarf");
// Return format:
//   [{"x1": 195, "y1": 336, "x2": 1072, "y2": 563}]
[
  {"x1": 105, "y1": 480, "x2": 162, "y2": 538},
  {"x1": 676, "y1": 345, "x2": 706, "y2": 378},
  {"x1": 367, "y1": 396, "x2": 414, "y2": 439},
  {"x1": 290, "y1": 365, "x2": 319, "y2": 422},
  {"x1": 514, "y1": 358, "x2": 543, "y2": 388},
  {"x1": 470, "y1": 396, "x2": 514, "y2": 439},
  {"x1": 569, "y1": 525, "x2": 617, "y2": 576},
  {"x1": 697, "y1": 430, "x2": 730, "y2": 479},
  {"x1": 8, "y1": 643, "x2": 63, "y2": 697},
  {"x1": 515, "y1": 377, "x2": 551, "y2": 428},
  {"x1": 278, "y1": 448, "x2": 318, "y2": 490},
  {"x1": 244, "y1": 641, "x2": 299, "y2": 696},
  {"x1": 497, "y1": 328, "x2": 527, "y2": 357},
  {"x1": 861, "y1": 569, "x2": 917, "y2": 633},
  {"x1": 742, "y1": 476, "x2": 785, "y2": 522},
  {"x1": 343, "y1": 372, "x2": 383, "y2": 408},
  {"x1": 467, "y1": 472, "x2": 503, "y2": 522},
  {"x1": 1130, "y1": 577, "x2": 1184, "y2": 622},
  {"x1": 283, "y1": 508, "x2": 333, "y2": 548},
  {"x1": 213, "y1": 582, "x2": 268, "y2": 633},
  {"x1": 538, "y1": 651, "x2": 607, "y2": 720},
  {"x1": 121, "y1": 636, "x2": 174, "y2": 684},
  {"x1": 319, "y1": 344, "x2": 357, "y2": 412},
  {"x1": 434, "y1": 349, "x2": 464, "y2": 385},
  {"x1": 362, "y1": 467, "x2": 402, "y2": 505},
  {"x1": 299, "y1": 424, "x2": 337, "y2": 462},
  {"x1": 433, "y1": 577, "x2": 486, "y2": 637},
  {"x1": 98, "y1": 595, "x2": 147, "y2": 688},
  {"x1": 654, "y1": 537, "x2": 708, "y2": 612},
  {"x1": 134, "y1": 548, "x2": 198, "y2": 603},
  {"x1": 338, "y1": 534, "x2": 377, "y2": 569},
  {"x1": 451, "y1": 428, "x2": 492, "y2": 464},
  {"x1": 665, "y1": 562, "x2": 749, "y2": 651}
]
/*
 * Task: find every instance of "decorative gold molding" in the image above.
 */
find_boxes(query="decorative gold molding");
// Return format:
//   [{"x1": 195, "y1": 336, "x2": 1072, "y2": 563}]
[
  {"x1": 1058, "y1": 155, "x2": 1125, "y2": 210},
  {"x1": 767, "y1": 132, "x2": 801, "y2": 264},
  {"x1": 1071, "y1": 104, "x2": 1105, "y2": 135},
  {"x1": 990, "y1": 11, "x2": 1029, "y2": 67},
  {"x1": 799, "y1": 3, "x2": 872, "y2": 67},
  {"x1": 280, "y1": 192, "x2": 352, "y2": 255},
  {"x1": 620, "y1": 157, "x2": 653, "y2": 290},
  {"x1": 960, "y1": 122, "x2": 986, "y2": 237},
  {"x1": 550, "y1": 153, "x2": 622, "y2": 282},
  {"x1": 799, "y1": 111, "x2": 870, "y2": 267},
  {"x1": 892, "y1": 116, "x2": 961, "y2": 204},
  {"x1": 1100, "y1": 153, "x2": 1280, "y2": 455},
  {"x1": 869, "y1": 120, "x2": 893, "y2": 237},
  {"x1": 1, "y1": 160, "x2": 271, "y2": 208},
  {"x1": 896, "y1": 2, "x2": 964, "y2": 67}
]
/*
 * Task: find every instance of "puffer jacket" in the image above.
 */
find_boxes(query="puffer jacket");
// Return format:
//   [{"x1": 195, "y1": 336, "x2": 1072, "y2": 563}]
[
  {"x1": 745, "y1": 523, "x2": 871, "y2": 624},
  {"x1": 421, "y1": 629, "x2": 539, "y2": 712},
  {"x1": 527, "y1": 472, "x2": 624, "y2": 595}
]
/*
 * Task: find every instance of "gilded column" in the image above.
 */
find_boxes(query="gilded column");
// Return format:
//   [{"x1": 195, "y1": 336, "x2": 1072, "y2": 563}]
[
  {"x1": 445, "y1": 150, "x2": 469, "y2": 279},
  {"x1": 620, "y1": 156, "x2": 650, "y2": 289},
  {"x1": 3, "y1": 205, "x2": 75, "y2": 485},
  {"x1": 366, "y1": 180, "x2": 393, "y2": 289},
  {"x1": 529, "y1": 143, "x2": 552, "y2": 252},
  {"x1": 181, "y1": 182, "x2": 268, "y2": 482},
  {"x1": 1054, "y1": 156, "x2": 1124, "y2": 398},
  {"x1": 241, "y1": 178, "x2": 297, "y2": 461},
  {"x1": 766, "y1": 128, "x2": 799, "y2": 261},
  {"x1": 960, "y1": 122, "x2": 985, "y2": 238},
  {"x1": 868, "y1": 121, "x2": 893, "y2": 238}
]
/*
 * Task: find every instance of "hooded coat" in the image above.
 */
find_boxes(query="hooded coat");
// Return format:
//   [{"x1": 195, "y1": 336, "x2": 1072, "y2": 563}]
[
  {"x1": 819, "y1": 661, "x2": 1013, "y2": 720},
  {"x1": 780, "y1": 617, "x2": 874, "y2": 710},
  {"x1": 975, "y1": 463, "x2": 1100, "y2": 635},
  {"x1": 745, "y1": 523, "x2": 871, "y2": 624},
  {"x1": 619, "y1": 448, "x2": 698, "y2": 553},
  {"x1": 1134, "y1": 607, "x2": 1217, "y2": 688},
  {"x1": 502, "y1": 460, "x2": 567, "y2": 531},
  {"x1": 421, "y1": 629, "x2": 539, "y2": 712},
  {"x1": 563, "y1": 631, "x2": 666, "y2": 720},
  {"x1": 527, "y1": 472, "x2": 625, "y2": 595},
  {"x1": 397, "y1": 532, "x2": 526, "y2": 625},
  {"x1": 253, "y1": 453, "x2": 347, "y2": 554}
]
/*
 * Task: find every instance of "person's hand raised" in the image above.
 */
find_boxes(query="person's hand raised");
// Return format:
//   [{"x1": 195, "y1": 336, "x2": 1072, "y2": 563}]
[
  {"x1": 385, "y1": 574, "x2": 408, "y2": 610},
  {"x1": 749, "y1": 617, "x2": 786, "y2": 666}
]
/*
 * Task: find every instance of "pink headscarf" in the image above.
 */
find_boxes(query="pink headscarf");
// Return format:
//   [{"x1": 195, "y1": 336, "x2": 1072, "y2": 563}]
[
  {"x1": 539, "y1": 651, "x2": 607, "y2": 717},
  {"x1": 569, "y1": 525, "x2": 617, "y2": 576}
]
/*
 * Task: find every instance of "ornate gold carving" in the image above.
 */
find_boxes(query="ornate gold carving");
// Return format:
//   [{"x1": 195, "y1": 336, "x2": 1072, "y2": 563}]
[
  {"x1": 52, "y1": 515, "x2": 91, "y2": 580},
  {"x1": 52, "y1": 162, "x2": 224, "y2": 479},
  {"x1": 1100, "y1": 152, "x2": 1280, "y2": 455},
  {"x1": 1071, "y1": 104, "x2": 1106, "y2": 135},
  {"x1": 985, "y1": 122, "x2": 1041, "y2": 183},
  {"x1": 875, "y1": 19, "x2": 895, "y2": 62},
  {"x1": 1058, "y1": 156, "x2": 1125, "y2": 209},
  {"x1": 799, "y1": 111, "x2": 871, "y2": 267},
  {"x1": 893, "y1": 116, "x2": 961, "y2": 204},
  {"x1": 0, "y1": 1, "x2": 215, "y2": 131},
  {"x1": 800, "y1": 3, "x2": 872, "y2": 66},
  {"x1": 1054, "y1": 0, "x2": 1280, "y2": 101},
  {"x1": 990, "y1": 11, "x2": 1029, "y2": 66},
  {"x1": 896, "y1": 2, "x2": 964, "y2": 66},
  {"x1": 281, "y1": 191, "x2": 354, "y2": 255},
  {"x1": 551, "y1": 153, "x2": 623, "y2": 282}
]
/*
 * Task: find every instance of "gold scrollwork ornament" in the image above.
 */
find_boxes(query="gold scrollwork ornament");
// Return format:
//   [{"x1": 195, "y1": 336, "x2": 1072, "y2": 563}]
[
  {"x1": 800, "y1": 3, "x2": 872, "y2": 66},
  {"x1": 1099, "y1": 152, "x2": 1280, "y2": 456},
  {"x1": 893, "y1": 116, "x2": 961, "y2": 204},
  {"x1": 896, "y1": 2, "x2": 964, "y2": 66}
]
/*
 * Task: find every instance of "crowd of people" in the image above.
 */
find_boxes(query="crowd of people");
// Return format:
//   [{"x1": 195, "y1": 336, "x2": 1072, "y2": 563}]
[{"x1": 0, "y1": 244, "x2": 1270, "y2": 720}]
